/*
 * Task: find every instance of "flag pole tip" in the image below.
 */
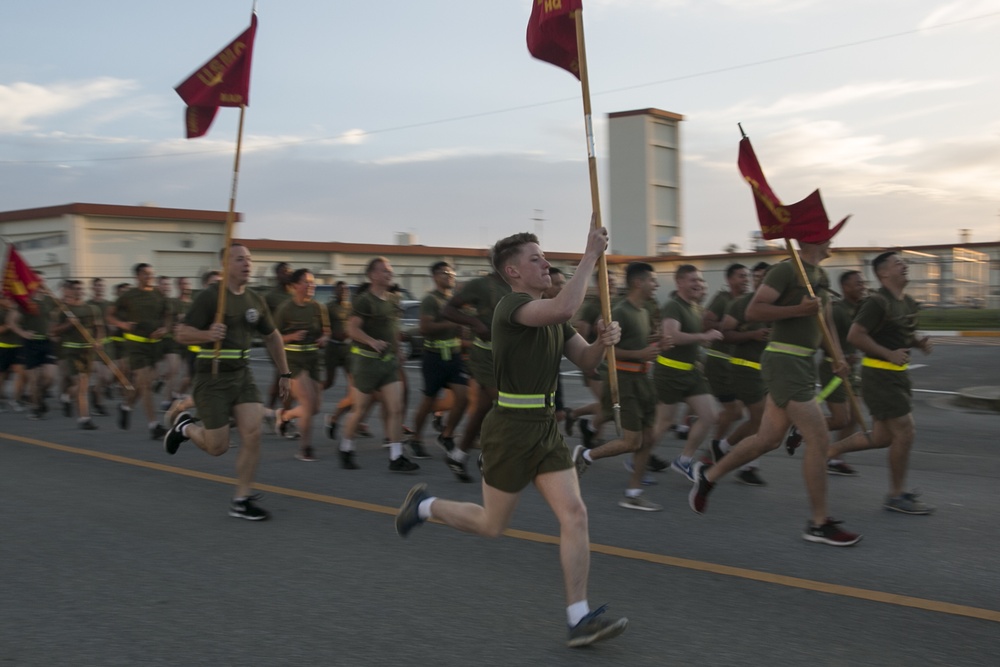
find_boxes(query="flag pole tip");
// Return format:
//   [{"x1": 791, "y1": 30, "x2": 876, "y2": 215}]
[{"x1": 738, "y1": 123, "x2": 747, "y2": 139}]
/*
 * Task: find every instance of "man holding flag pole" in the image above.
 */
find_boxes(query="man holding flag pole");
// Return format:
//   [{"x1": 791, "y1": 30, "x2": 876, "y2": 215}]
[{"x1": 688, "y1": 130, "x2": 863, "y2": 547}]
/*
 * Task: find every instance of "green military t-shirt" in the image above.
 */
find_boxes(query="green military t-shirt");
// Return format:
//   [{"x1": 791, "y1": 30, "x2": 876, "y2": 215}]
[
  {"x1": 705, "y1": 290, "x2": 735, "y2": 355},
  {"x1": 492, "y1": 292, "x2": 576, "y2": 396},
  {"x1": 854, "y1": 286, "x2": 919, "y2": 351},
  {"x1": 186, "y1": 284, "x2": 275, "y2": 373},
  {"x1": 19, "y1": 296, "x2": 53, "y2": 339},
  {"x1": 727, "y1": 292, "x2": 768, "y2": 363},
  {"x1": 265, "y1": 285, "x2": 291, "y2": 317},
  {"x1": 763, "y1": 260, "x2": 830, "y2": 350},
  {"x1": 274, "y1": 299, "x2": 325, "y2": 344},
  {"x1": 660, "y1": 294, "x2": 703, "y2": 365},
  {"x1": 458, "y1": 275, "x2": 511, "y2": 335},
  {"x1": 59, "y1": 303, "x2": 102, "y2": 344},
  {"x1": 351, "y1": 290, "x2": 399, "y2": 354},
  {"x1": 830, "y1": 298, "x2": 859, "y2": 355},
  {"x1": 115, "y1": 287, "x2": 169, "y2": 339},
  {"x1": 612, "y1": 298, "x2": 652, "y2": 352},
  {"x1": 421, "y1": 289, "x2": 460, "y2": 343},
  {"x1": 327, "y1": 299, "x2": 350, "y2": 342}
]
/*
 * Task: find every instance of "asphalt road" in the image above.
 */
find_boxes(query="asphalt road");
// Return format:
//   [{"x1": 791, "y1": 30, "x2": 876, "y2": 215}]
[{"x1": 2, "y1": 339, "x2": 998, "y2": 666}]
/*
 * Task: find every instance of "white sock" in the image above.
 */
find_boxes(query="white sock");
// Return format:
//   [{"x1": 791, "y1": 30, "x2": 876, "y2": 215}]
[
  {"x1": 449, "y1": 448, "x2": 468, "y2": 463},
  {"x1": 121, "y1": 404, "x2": 132, "y2": 411},
  {"x1": 676, "y1": 424, "x2": 690, "y2": 433},
  {"x1": 829, "y1": 458, "x2": 843, "y2": 465},
  {"x1": 389, "y1": 442, "x2": 403, "y2": 460},
  {"x1": 567, "y1": 600, "x2": 590, "y2": 627},
  {"x1": 340, "y1": 439, "x2": 355, "y2": 453},
  {"x1": 180, "y1": 423, "x2": 192, "y2": 438},
  {"x1": 148, "y1": 421, "x2": 159, "y2": 430},
  {"x1": 679, "y1": 455, "x2": 693, "y2": 465},
  {"x1": 625, "y1": 488, "x2": 642, "y2": 498},
  {"x1": 417, "y1": 497, "x2": 436, "y2": 520},
  {"x1": 719, "y1": 438, "x2": 732, "y2": 453},
  {"x1": 583, "y1": 450, "x2": 593, "y2": 463}
]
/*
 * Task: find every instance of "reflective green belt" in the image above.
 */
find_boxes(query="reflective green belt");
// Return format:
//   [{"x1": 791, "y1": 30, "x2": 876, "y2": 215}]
[
  {"x1": 730, "y1": 357, "x2": 761, "y2": 371},
  {"x1": 196, "y1": 348, "x2": 250, "y2": 360},
  {"x1": 473, "y1": 337, "x2": 492, "y2": 351},
  {"x1": 31, "y1": 334, "x2": 48, "y2": 341},
  {"x1": 188, "y1": 345, "x2": 201, "y2": 353},
  {"x1": 0, "y1": 342, "x2": 22, "y2": 348},
  {"x1": 816, "y1": 377, "x2": 843, "y2": 402},
  {"x1": 707, "y1": 349, "x2": 732, "y2": 361},
  {"x1": 124, "y1": 333, "x2": 161, "y2": 344},
  {"x1": 497, "y1": 391, "x2": 555, "y2": 409},
  {"x1": 111, "y1": 335, "x2": 126, "y2": 343},
  {"x1": 425, "y1": 337, "x2": 461, "y2": 361},
  {"x1": 657, "y1": 355, "x2": 694, "y2": 371},
  {"x1": 351, "y1": 345, "x2": 394, "y2": 361},
  {"x1": 764, "y1": 342, "x2": 813, "y2": 357},
  {"x1": 62, "y1": 341, "x2": 93, "y2": 349},
  {"x1": 862, "y1": 357, "x2": 908, "y2": 371},
  {"x1": 285, "y1": 343, "x2": 318, "y2": 353}
]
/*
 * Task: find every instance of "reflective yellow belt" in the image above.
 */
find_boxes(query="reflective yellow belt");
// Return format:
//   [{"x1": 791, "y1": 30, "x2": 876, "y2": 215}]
[
  {"x1": 111, "y1": 335, "x2": 126, "y2": 343},
  {"x1": 62, "y1": 342, "x2": 93, "y2": 349},
  {"x1": 196, "y1": 348, "x2": 250, "y2": 360},
  {"x1": 425, "y1": 337, "x2": 461, "y2": 361},
  {"x1": 473, "y1": 337, "x2": 492, "y2": 351},
  {"x1": 350, "y1": 345, "x2": 394, "y2": 361},
  {"x1": 730, "y1": 357, "x2": 761, "y2": 370},
  {"x1": 862, "y1": 357, "x2": 908, "y2": 371},
  {"x1": 123, "y1": 333, "x2": 161, "y2": 344},
  {"x1": 764, "y1": 342, "x2": 813, "y2": 357},
  {"x1": 0, "y1": 342, "x2": 22, "y2": 348},
  {"x1": 497, "y1": 391, "x2": 555, "y2": 409},
  {"x1": 188, "y1": 345, "x2": 201, "y2": 353},
  {"x1": 707, "y1": 349, "x2": 732, "y2": 361},
  {"x1": 657, "y1": 356, "x2": 694, "y2": 371},
  {"x1": 816, "y1": 377, "x2": 843, "y2": 402},
  {"x1": 285, "y1": 343, "x2": 318, "y2": 353}
]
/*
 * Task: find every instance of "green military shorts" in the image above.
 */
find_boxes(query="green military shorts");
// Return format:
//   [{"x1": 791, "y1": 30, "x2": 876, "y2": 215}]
[
  {"x1": 288, "y1": 350, "x2": 321, "y2": 383},
  {"x1": 705, "y1": 355, "x2": 736, "y2": 402},
  {"x1": 732, "y1": 364, "x2": 766, "y2": 406},
  {"x1": 63, "y1": 347, "x2": 94, "y2": 378},
  {"x1": 654, "y1": 363, "x2": 710, "y2": 405},
  {"x1": 127, "y1": 340, "x2": 162, "y2": 371},
  {"x1": 861, "y1": 367, "x2": 912, "y2": 421},
  {"x1": 468, "y1": 344, "x2": 495, "y2": 389},
  {"x1": 192, "y1": 366, "x2": 262, "y2": 430},
  {"x1": 480, "y1": 407, "x2": 573, "y2": 493},
  {"x1": 325, "y1": 342, "x2": 350, "y2": 374},
  {"x1": 602, "y1": 370, "x2": 656, "y2": 432},
  {"x1": 760, "y1": 350, "x2": 816, "y2": 407},
  {"x1": 352, "y1": 353, "x2": 400, "y2": 394}
]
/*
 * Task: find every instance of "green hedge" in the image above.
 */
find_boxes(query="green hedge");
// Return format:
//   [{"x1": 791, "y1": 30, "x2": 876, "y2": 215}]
[{"x1": 918, "y1": 309, "x2": 1000, "y2": 330}]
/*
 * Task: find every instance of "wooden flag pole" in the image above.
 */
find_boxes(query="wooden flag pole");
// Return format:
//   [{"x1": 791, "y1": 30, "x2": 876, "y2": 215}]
[
  {"x1": 211, "y1": 103, "x2": 247, "y2": 375},
  {"x1": 573, "y1": 10, "x2": 621, "y2": 436},
  {"x1": 783, "y1": 241, "x2": 872, "y2": 441}
]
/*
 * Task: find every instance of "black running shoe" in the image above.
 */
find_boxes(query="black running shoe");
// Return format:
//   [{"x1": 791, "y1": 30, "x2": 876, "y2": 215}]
[
  {"x1": 646, "y1": 453, "x2": 669, "y2": 472},
  {"x1": 688, "y1": 462, "x2": 715, "y2": 515},
  {"x1": 229, "y1": 494, "x2": 270, "y2": 521},
  {"x1": 446, "y1": 455, "x2": 472, "y2": 483},
  {"x1": 395, "y1": 483, "x2": 429, "y2": 537},
  {"x1": 295, "y1": 446, "x2": 318, "y2": 462},
  {"x1": 408, "y1": 440, "x2": 430, "y2": 459},
  {"x1": 117, "y1": 404, "x2": 130, "y2": 430},
  {"x1": 339, "y1": 450, "x2": 359, "y2": 470},
  {"x1": 92, "y1": 403, "x2": 108, "y2": 417},
  {"x1": 61, "y1": 396, "x2": 72, "y2": 418},
  {"x1": 164, "y1": 412, "x2": 193, "y2": 454},
  {"x1": 150, "y1": 423, "x2": 167, "y2": 440},
  {"x1": 567, "y1": 604, "x2": 628, "y2": 648},
  {"x1": 437, "y1": 434, "x2": 455, "y2": 453},
  {"x1": 389, "y1": 455, "x2": 420, "y2": 473},
  {"x1": 736, "y1": 468, "x2": 766, "y2": 486},
  {"x1": 710, "y1": 440, "x2": 727, "y2": 464},
  {"x1": 432, "y1": 414, "x2": 444, "y2": 433},
  {"x1": 79, "y1": 419, "x2": 98, "y2": 431},
  {"x1": 785, "y1": 426, "x2": 803, "y2": 456},
  {"x1": 327, "y1": 420, "x2": 337, "y2": 440},
  {"x1": 803, "y1": 518, "x2": 861, "y2": 546}
]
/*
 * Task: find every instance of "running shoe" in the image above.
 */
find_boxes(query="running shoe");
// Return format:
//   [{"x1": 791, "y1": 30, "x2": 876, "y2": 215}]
[
  {"x1": 295, "y1": 447, "x2": 318, "y2": 462},
  {"x1": 437, "y1": 434, "x2": 456, "y2": 453},
  {"x1": 164, "y1": 412, "x2": 193, "y2": 455},
  {"x1": 621, "y1": 458, "x2": 657, "y2": 486},
  {"x1": 572, "y1": 444, "x2": 589, "y2": 478},
  {"x1": 802, "y1": 518, "x2": 862, "y2": 546},
  {"x1": 445, "y1": 455, "x2": 472, "y2": 483},
  {"x1": 339, "y1": 450, "x2": 359, "y2": 470},
  {"x1": 785, "y1": 425, "x2": 802, "y2": 456},
  {"x1": 736, "y1": 468, "x2": 766, "y2": 486},
  {"x1": 688, "y1": 462, "x2": 714, "y2": 515},
  {"x1": 646, "y1": 453, "x2": 669, "y2": 472},
  {"x1": 150, "y1": 423, "x2": 167, "y2": 441},
  {"x1": 355, "y1": 424, "x2": 372, "y2": 438},
  {"x1": 79, "y1": 419, "x2": 98, "y2": 431},
  {"x1": 670, "y1": 456, "x2": 696, "y2": 482},
  {"x1": 618, "y1": 495, "x2": 662, "y2": 512},
  {"x1": 826, "y1": 460, "x2": 858, "y2": 476},
  {"x1": 389, "y1": 455, "x2": 420, "y2": 473},
  {"x1": 567, "y1": 605, "x2": 628, "y2": 648},
  {"x1": 432, "y1": 413, "x2": 444, "y2": 433},
  {"x1": 884, "y1": 492, "x2": 934, "y2": 515},
  {"x1": 710, "y1": 440, "x2": 727, "y2": 464},
  {"x1": 395, "y1": 483, "x2": 429, "y2": 537},
  {"x1": 408, "y1": 440, "x2": 431, "y2": 459},
  {"x1": 229, "y1": 494, "x2": 270, "y2": 521}
]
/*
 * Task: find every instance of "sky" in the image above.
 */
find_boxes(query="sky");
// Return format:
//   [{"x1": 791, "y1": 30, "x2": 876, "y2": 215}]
[{"x1": 2, "y1": 0, "x2": 999, "y2": 255}]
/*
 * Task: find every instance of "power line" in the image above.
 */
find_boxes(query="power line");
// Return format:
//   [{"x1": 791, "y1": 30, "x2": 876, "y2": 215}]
[{"x1": 3, "y1": 10, "x2": 997, "y2": 166}]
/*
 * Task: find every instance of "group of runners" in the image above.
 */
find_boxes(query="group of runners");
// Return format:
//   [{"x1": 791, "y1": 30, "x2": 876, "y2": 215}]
[{"x1": 2, "y1": 221, "x2": 934, "y2": 647}]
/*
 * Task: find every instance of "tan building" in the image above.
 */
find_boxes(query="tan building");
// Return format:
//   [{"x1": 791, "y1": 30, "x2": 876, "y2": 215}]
[{"x1": 1, "y1": 202, "x2": 997, "y2": 307}]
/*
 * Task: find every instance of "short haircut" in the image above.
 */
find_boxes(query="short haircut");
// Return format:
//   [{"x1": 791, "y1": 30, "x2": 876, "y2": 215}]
[
  {"x1": 116, "y1": 282, "x2": 130, "y2": 292},
  {"x1": 490, "y1": 232, "x2": 538, "y2": 279},
  {"x1": 725, "y1": 263, "x2": 748, "y2": 278},
  {"x1": 752, "y1": 261, "x2": 770, "y2": 272},
  {"x1": 91, "y1": 277, "x2": 103, "y2": 285},
  {"x1": 289, "y1": 268, "x2": 312, "y2": 284},
  {"x1": 366, "y1": 256, "x2": 389, "y2": 276},
  {"x1": 675, "y1": 264, "x2": 699, "y2": 280},
  {"x1": 839, "y1": 270, "x2": 862, "y2": 287},
  {"x1": 201, "y1": 270, "x2": 220, "y2": 286},
  {"x1": 625, "y1": 262, "x2": 654, "y2": 287},
  {"x1": 65, "y1": 279, "x2": 82, "y2": 288},
  {"x1": 220, "y1": 243, "x2": 246, "y2": 261},
  {"x1": 872, "y1": 251, "x2": 897, "y2": 276},
  {"x1": 335, "y1": 280, "x2": 346, "y2": 287},
  {"x1": 548, "y1": 267, "x2": 565, "y2": 277},
  {"x1": 133, "y1": 263, "x2": 150, "y2": 276},
  {"x1": 430, "y1": 261, "x2": 452, "y2": 274},
  {"x1": 273, "y1": 261, "x2": 290, "y2": 275}
]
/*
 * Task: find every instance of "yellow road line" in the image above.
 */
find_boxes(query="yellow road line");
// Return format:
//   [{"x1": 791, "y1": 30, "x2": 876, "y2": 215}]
[{"x1": 5, "y1": 431, "x2": 999, "y2": 624}]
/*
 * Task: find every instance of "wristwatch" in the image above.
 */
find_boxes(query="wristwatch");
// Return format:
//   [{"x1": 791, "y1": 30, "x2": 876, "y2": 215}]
[{"x1": 279, "y1": 372, "x2": 293, "y2": 379}]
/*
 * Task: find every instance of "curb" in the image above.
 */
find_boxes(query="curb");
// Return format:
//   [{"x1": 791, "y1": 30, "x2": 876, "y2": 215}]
[{"x1": 920, "y1": 330, "x2": 1000, "y2": 338}]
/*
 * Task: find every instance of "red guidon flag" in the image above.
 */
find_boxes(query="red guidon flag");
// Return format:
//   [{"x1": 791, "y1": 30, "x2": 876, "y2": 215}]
[
  {"x1": 175, "y1": 13, "x2": 258, "y2": 138},
  {"x1": 527, "y1": 0, "x2": 582, "y2": 79},
  {"x1": 1, "y1": 245, "x2": 42, "y2": 314},
  {"x1": 737, "y1": 136, "x2": 850, "y2": 244}
]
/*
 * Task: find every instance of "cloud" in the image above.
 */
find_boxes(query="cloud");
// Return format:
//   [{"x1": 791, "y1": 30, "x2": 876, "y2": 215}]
[
  {"x1": 0, "y1": 78, "x2": 137, "y2": 133},
  {"x1": 918, "y1": 0, "x2": 1000, "y2": 29}
]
